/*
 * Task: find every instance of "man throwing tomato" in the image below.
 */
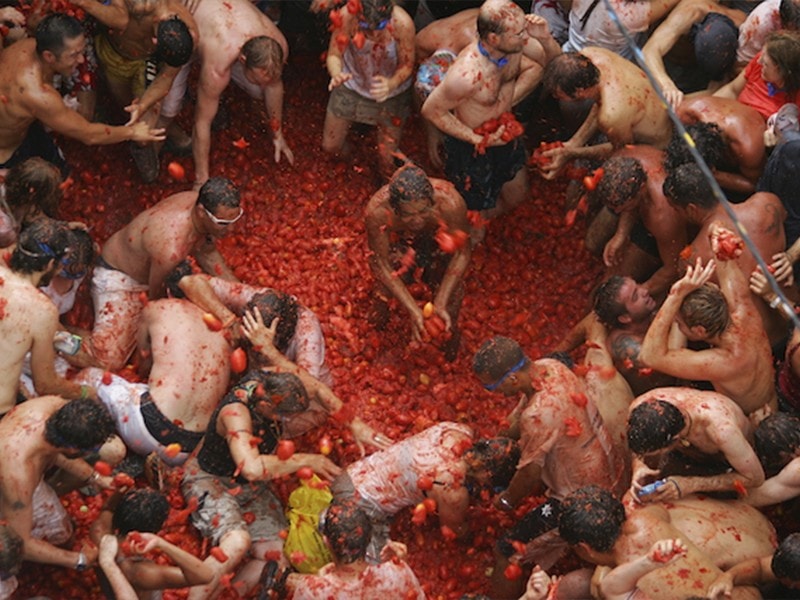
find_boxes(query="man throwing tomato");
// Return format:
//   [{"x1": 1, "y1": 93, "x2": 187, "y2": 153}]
[{"x1": 365, "y1": 163, "x2": 471, "y2": 362}]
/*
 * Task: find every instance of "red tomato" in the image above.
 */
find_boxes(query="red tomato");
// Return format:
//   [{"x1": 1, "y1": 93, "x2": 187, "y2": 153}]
[
  {"x1": 167, "y1": 161, "x2": 185, "y2": 181},
  {"x1": 276, "y1": 440, "x2": 295, "y2": 461},
  {"x1": 297, "y1": 467, "x2": 314, "y2": 480},
  {"x1": 210, "y1": 547, "x2": 229, "y2": 563},
  {"x1": 504, "y1": 563, "x2": 523, "y2": 580},
  {"x1": 230, "y1": 347, "x2": 247, "y2": 373},
  {"x1": 94, "y1": 461, "x2": 113, "y2": 476},
  {"x1": 202, "y1": 313, "x2": 223, "y2": 331}
]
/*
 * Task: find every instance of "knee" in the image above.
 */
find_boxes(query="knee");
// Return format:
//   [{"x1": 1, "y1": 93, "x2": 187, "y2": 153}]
[{"x1": 219, "y1": 528, "x2": 252, "y2": 558}]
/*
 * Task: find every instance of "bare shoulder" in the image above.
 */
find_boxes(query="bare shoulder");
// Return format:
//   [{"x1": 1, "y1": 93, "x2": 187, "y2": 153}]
[{"x1": 365, "y1": 185, "x2": 391, "y2": 220}]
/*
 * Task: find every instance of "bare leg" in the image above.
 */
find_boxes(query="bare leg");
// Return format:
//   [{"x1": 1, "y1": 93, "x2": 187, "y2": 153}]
[
  {"x1": 377, "y1": 120, "x2": 404, "y2": 180},
  {"x1": 187, "y1": 529, "x2": 252, "y2": 600},
  {"x1": 321, "y1": 110, "x2": 353, "y2": 159},
  {"x1": 495, "y1": 166, "x2": 530, "y2": 218},
  {"x1": 585, "y1": 207, "x2": 618, "y2": 257},
  {"x1": 231, "y1": 540, "x2": 287, "y2": 597}
]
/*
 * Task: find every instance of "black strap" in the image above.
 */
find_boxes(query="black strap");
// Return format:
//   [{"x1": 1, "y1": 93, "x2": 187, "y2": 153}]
[{"x1": 580, "y1": 0, "x2": 602, "y2": 30}]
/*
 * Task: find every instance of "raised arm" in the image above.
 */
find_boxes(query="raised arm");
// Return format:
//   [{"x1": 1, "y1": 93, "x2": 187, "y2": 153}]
[
  {"x1": 123, "y1": 532, "x2": 214, "y2": 589},
  {"x1": 240, "y1": 310, "x2": 393, "y2": 454},
  {"x1": 746, "y1": 459, "x2": 800, "y2": 507},
  {"x1": 599, "y1": 539, "x2": 687, "y2": 600},
  {"x1": 639, "y1": 258, "x2": 717, "y2": 378}
]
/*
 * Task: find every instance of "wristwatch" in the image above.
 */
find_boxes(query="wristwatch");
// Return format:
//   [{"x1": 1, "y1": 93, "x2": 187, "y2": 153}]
[{"x1": 75, "y1": 551, "x2": 89, "y2": 572}]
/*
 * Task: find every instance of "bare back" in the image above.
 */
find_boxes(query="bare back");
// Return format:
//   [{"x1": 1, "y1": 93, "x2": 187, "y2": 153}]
[
  {"x1": 194, "y1": 0, "x2": 287, "y2": 93},
  {"x1": 140, "y1": 299, "x2": 230, "y2": 431},
  {"x1": 584, "y1": 47, "x2": 672, "y2": 149},
  {"x1": 0, "y1": 267, "x2": 59, "y2": 414},
  {"x1": 415, "y1": 8, "x2": 478, "y2": 60},
  {"x1": 101, "y1": 191, "x2": 200, "y2": 289}
]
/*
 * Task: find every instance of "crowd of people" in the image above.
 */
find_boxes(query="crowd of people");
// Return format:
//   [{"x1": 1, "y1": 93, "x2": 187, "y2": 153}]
[{"x1": 4, "y1": 0, "x2": 800, "y2": 598}]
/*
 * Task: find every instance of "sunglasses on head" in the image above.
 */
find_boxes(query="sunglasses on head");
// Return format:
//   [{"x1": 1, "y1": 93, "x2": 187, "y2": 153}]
[{"x1": 204, "y1": 205, "x2": 243, "y2": 226}]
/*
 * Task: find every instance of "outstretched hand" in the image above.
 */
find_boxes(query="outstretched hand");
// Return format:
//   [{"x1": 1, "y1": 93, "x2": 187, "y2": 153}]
[
  {"x1": 670, "y1": 257, "x2": 715, "y2": 297},
  {"x1": 350, "y1": 417, "x2": 393, "y2": 457}
]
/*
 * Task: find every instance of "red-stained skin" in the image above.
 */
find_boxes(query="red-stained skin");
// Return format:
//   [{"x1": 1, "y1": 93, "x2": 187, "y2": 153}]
[{"x1": 16, "y1": 51, "x2": 614, "y2": 599}]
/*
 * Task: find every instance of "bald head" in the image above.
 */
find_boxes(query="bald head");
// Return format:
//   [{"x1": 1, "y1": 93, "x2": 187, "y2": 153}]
[{"x1": 478, "y1": 0, "x2": 524, "y2": 41}]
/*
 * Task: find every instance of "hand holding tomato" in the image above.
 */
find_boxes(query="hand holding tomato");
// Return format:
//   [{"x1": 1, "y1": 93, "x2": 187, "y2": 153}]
[
  {"x1": 539, "y1": 144, "x2": 573, "y2": 180},
  {"x1": 709, "y1": 223, "x2": 744, "y2": 261},
  {"x1": 128, "y1": 532, "x2": 160, "y2": 555}
]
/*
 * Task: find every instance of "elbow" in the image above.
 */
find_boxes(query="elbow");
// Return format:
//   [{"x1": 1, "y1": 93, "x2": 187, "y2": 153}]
[{"x1": 239, "y1": 460, "x2": 267, "y2": 482}]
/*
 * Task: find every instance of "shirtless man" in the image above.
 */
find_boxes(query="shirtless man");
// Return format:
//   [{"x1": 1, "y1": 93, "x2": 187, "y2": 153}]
[
  {"x1": 662, "y1": 162, "x2": 788, "y2": 345},
  {"x1": 365, "y1": 164, "x2": 470, "y2": 361},
  {"x1": 79, "y1": 298, "x2": 230, "y2": 465},
  {"x1": 593, "y1": 275, "x2": 678, "y2": 396},
  {"x1": 589, "y1": 148, "x2": 689, "y2": 298},
  {"x1": 558, "y1": 486, "x2": 763, "y2": 599},
  {"x1": 539, "y1": 48, "x2": 673, "y2": 179},
  {"x1": 676, "y1": 96, "x2": 767, "y2": 193},
  {"x1": 473, "y1": 336, "x2": 627, "y2": 599},
  {"x1": 0, "y1": 396, "x2": 116, "y2": 571},
  {"x1": 90, "y1": 0, "x2": 196, "y2": 181},
  {"x1": 0, "y1": 13, "x2": 163, "y2": 176},
  {"x1": 0, "y1": 219, "x2": 97, "y2": 416},
  {"x1": 162, "y1": 0, "x2": 293, "y2": 188},
  {"x1": 627, "y1": 387, "x2": 765, "y2": 502},
  {"x1": 642, "y1": 0, "x2": 745, "y2": 109},
  {"x1": 745, "y1": 413, "x2": 800, "y2": 507},
  {"x1": 640, "y1": 226, "x2": 777, "y2": 418},
  {"x1": 90, "y1": 177, "x2": 241, "y2": 370},
  {"x1": 421, "y1": 0, "x2": 560, "y2": 218}
]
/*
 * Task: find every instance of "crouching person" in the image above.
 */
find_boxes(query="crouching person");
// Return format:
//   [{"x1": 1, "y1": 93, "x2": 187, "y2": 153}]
[{"x1": 181, "y1": 369, "x2": 341, "y2": 599}]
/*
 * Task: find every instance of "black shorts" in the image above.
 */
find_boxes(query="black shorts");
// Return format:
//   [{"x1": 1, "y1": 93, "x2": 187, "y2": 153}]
[
  {"x1": 443, "y1": 135, "x2": 526, "y2": 211},
  {"x1": 496, "y1": 498, "x2": 562, "y2": 558},
  {"x1": 0, "y1": 121, "x2": 69, "y2": 178}
]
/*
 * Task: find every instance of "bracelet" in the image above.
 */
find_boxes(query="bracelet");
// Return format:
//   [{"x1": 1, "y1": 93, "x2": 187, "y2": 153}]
[
  {"x1": 498, "y1": 495, "x2": 514, "y2": 511},
  {"x1": 770, "y1": 295, "x2": 781, "y2": 309},
  {"x1": 79, "y1": 385, "x2": 89, "y2": 400},
  {"x1": 85, "y1": 471, "x2": 100, "y2": 485},
  {"x1": 669, "y1": 478, "x2": 682, "y2": 498}
]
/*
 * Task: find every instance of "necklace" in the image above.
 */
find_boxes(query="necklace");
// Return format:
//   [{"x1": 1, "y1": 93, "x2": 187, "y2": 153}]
[{"x1": 477, "y1": 41, "x2": 508, "y2": 68}]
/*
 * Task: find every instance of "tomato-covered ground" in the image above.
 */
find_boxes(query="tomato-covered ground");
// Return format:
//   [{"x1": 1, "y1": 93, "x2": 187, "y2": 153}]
[{"x1": 15, "y1": 42, "x2": 604, "y2": 599}]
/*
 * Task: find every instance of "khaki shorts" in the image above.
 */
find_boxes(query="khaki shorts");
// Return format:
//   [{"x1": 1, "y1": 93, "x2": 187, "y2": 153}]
[
  {"x1": 181, "y1": 458, "x2": 287, "y2": 546},
  {"x1": 327, "y1": 85, "x2": 411, "y2": 127}
]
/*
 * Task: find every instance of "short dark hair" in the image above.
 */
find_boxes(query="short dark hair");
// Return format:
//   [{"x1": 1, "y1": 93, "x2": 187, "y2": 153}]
[
  {"x1": 112, "y1": 489, "x2": 170, "y2": 535},
  {"x1": 156, "y1": 16, "x2": 193, "y2": 68},
  {"x1": 197, "y1": 177, "x2": 240, "y2": 213},
  {"x1": 245, "y1": 291, "x2": 299, "y2": 353},
  {"x1": 593, "y1": 275, "x2": 627, "y2": 328},
  {"x1": 464, "y1": 437, "x2": 521, "y2": 491},
  {"x1": 627, "y1": 399, "x2": 686, "y2": 454},
  {"x1": 61, "y1": 228, "x2": 95, "y2": 277},
  {"x1": 596, "y1": 157, "x2": 646, "y2": 214},
  {"x1": 472, "y1": 336, "x2": 527, "y2": 380},
  {"x1": 755, "y1": 413, "x2": 800, "y2": 477},
  {"x1": 360, "y1": 0, "x2": 393, "y2": 29},
  {"x1": 780, "y1": 0, "x2": 800, "y2": 29},
  {"x1": 44, "y1": 398, "x2": 116, "y2": 451},
  {"x1": 5, "y1": 157, "x2": 62, "y2": 220},
  {"x1": 662, "y1": 163, "x2": 717, "y2": 211},
  {"x1": 388, "y1": 164, "x2": 434, "y2": 211},
  {"x1": 559, "y1": 486, "x2": 625, "y2": 553},
  {"x1": 680, "y1": 284, "x2": 729, "y2": 338},
  {"x1": 241, "y1": 36, "x2": 284, "y2": 78},
  {"x1": 321, "y1": 498, "x2": 372, "y2": 564},
  {"x1": 543, "y1": 52, "x2": 600, "y2": 98},
  {"x1": 248, "y1": 370, "x2": 310, "y2": 415},
  {"x1": 10, "y1": 218, "x2": 71, "y2": 274},
  {"x1": 35, "y1": 13, "x2": 83, "y2": 57},
  {"x1": 477, "y1": 4, "x2": 506, "y2": 39},
  {"x1": 773, "y1": 533, "x2": 800, "y2": 580},
  {"x1": 664, "y1": 122, "x2": 725, "y2": 172},
  {"x1": 164, "y1": 258, "x2": 197, "y2": 299}
]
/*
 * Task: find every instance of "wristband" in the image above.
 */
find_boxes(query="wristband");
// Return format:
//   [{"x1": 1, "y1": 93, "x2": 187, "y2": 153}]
[
  {"x1": 498, "y1": 495, "x2": 514, "y2": 511},
  {"x1": 770, "y1": 295, "x2": 781, "y2": 309},
  {"x1": 85, "y1": 471, "x2": 100, "y2": 485},
  {"x1": 79, "y1": 385, "x2": 89, "y2": 400},
  {"x1": 669, "y1": 478, "x2": 682, "y2": 498},
  {"x1": 75, "y1": 550, "x2": 88, "y2": 572}
]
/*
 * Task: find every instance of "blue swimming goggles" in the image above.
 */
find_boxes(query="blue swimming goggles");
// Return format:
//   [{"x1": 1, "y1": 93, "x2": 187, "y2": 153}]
[{"x1": 483, "y1": 356, "x2": 526, "y2": 391}]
